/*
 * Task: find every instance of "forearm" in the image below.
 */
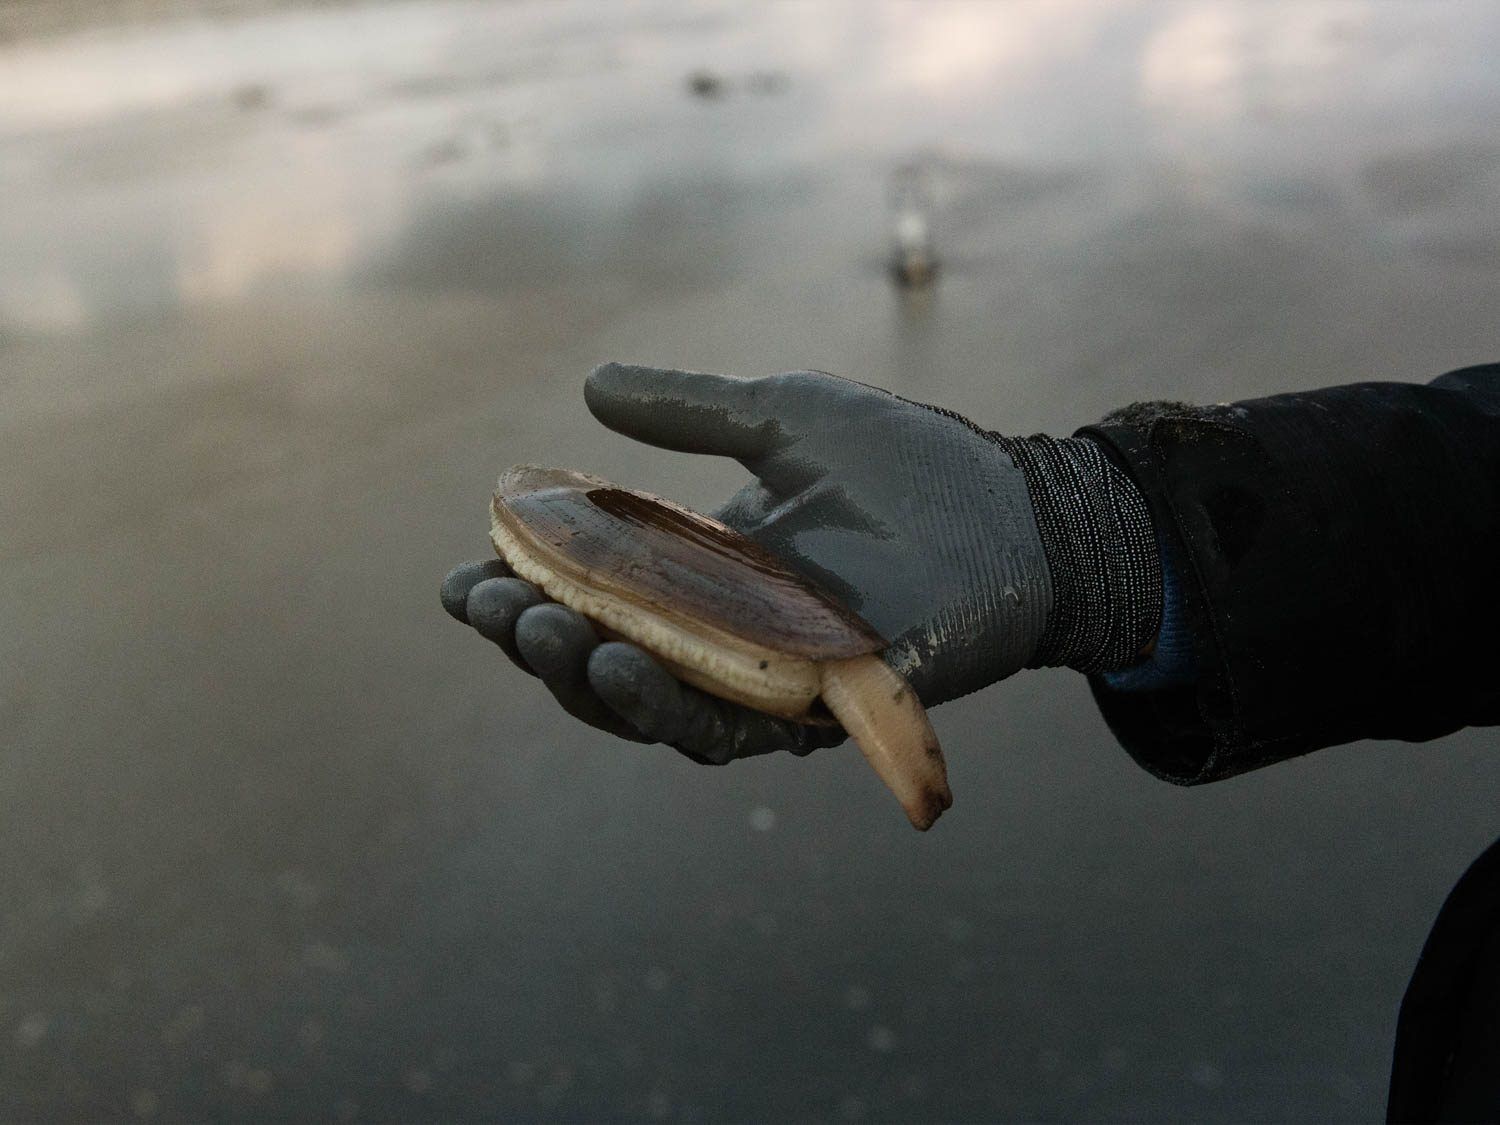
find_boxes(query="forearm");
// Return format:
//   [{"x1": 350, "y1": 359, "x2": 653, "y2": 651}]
[{"x1": 1080, "y1": 364, "x2": 1500, "y2": 784}]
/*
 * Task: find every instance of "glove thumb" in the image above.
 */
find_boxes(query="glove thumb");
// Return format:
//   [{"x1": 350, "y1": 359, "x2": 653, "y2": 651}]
[{"x1": 585, "y1": 362, "x2": 787, "y2": 461}]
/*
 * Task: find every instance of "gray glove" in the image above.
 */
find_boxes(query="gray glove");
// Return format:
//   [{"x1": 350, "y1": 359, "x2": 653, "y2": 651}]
[{"x1": 442, "y1": 363, "x2": 1161, "y2": 763}]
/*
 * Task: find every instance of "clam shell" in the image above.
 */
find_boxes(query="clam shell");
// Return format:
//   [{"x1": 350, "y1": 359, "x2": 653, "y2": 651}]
[{"x1": 491, "y1": 466, "x2": 885, "y2": 659}]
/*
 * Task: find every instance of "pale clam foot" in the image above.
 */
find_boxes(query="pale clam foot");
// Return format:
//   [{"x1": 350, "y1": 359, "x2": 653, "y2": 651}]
[{"x1": 819, "y1": 655, "x2": 951, "y2": 830}]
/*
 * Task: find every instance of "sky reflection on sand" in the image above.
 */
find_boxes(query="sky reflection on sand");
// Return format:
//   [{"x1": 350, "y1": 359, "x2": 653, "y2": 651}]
[{"x1": 3, "y1": 1, "x2": 1497, "y2": 333}]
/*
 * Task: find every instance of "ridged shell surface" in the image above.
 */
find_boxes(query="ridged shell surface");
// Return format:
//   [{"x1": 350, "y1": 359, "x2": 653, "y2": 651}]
[{"x1": 492, "y1": 466, "x2": 885, "y2": 660}]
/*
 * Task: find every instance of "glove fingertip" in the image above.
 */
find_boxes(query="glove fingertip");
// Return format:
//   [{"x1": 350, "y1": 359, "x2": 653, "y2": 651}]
[
  {"x1": 514, "y1": 602, "x2": 598, "y2": 680},
  {"x1": 465, "y1": 576, "x2": 543, "y2": 641},
  {"x1": 440, "y1": 558, "x2": 510, "y2": 623},
  {"x1": 588, "y1": 643, "x2": 685, "y2": 739}
]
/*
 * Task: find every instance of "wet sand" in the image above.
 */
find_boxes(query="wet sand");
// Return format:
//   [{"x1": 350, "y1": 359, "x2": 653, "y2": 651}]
[{"x1": 3, "y1": 1, "x2": 1500, "y2": 1119}]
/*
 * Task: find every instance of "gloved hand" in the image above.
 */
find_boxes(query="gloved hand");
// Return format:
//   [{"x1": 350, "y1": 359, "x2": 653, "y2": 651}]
[{"x1": 442, "y1": 363, "x2": 1161, "y2": 763}]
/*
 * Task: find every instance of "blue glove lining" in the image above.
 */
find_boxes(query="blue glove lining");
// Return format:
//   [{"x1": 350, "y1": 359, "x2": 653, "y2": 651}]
[{"x1": 1099, "y1": 532, "x2": 1198, "y2": 692}]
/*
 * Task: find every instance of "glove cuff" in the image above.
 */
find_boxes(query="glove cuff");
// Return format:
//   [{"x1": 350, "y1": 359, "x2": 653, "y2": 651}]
[{"x1": 994, "y1": 435, "x2": 1162, "y2": 673}]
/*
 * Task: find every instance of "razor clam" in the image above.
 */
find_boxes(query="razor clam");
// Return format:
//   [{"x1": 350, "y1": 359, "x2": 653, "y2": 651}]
[{"x1": 490, "y1": 466, "x2": 953, "y2": 830}]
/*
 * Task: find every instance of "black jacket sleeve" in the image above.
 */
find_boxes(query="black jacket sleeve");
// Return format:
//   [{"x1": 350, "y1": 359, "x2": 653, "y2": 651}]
[{"x1": 1077, "y1": 364, "x2": 1500, "y2": 785}]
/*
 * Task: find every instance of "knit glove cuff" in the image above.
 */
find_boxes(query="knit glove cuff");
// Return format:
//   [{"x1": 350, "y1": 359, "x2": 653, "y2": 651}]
[{"x1": 993, "y1": 435, "x2": 1162, "y2": 673}]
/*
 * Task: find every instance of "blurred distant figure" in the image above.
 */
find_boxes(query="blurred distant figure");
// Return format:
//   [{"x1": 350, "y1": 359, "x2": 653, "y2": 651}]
[{"x1": 889, "y1": 163, "x2": 937, "y2": 288}]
